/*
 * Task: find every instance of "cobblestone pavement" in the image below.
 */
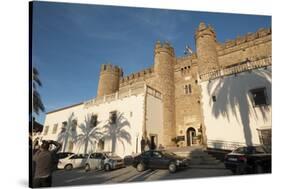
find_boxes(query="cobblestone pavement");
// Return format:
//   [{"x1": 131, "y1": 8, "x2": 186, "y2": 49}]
[{"x1": 52, "y1": 165, "x2": 233, "y2": 187}]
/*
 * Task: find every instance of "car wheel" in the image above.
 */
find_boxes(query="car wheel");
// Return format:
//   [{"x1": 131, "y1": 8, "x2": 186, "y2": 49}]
[
  {"x1": 255, "y1": 165, "x2": 264, "y2": 174},
  {"x1": 136, "y1": 163, "x2": 145, "y2": 172},
  {"x1": 64, "y1": 164, "x2": 73, "y2": 171},
  {"x1": 104, "y1": 164, "x2": 111, "y2": 171},
  {"x1": 85, "y1": 164, "x2": 90, "y2": 172},
  {"x1": 168, "y1": 162, "x2": 177, "y2": 173}
]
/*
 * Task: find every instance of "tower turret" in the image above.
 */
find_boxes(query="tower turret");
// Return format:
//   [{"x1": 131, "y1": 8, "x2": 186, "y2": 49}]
[
  {"x1": 97, "y1": 64, "x2": 123, "y2": 97},
  {"x1": 195, "y1": 22, "x2": 219, "y2": 74},
  {"x1": 154, "y1": 41, "x2": 176, "y2": 146}
]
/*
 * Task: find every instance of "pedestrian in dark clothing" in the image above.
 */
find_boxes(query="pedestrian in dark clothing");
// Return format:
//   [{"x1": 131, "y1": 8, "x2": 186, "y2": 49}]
[{"x1": 33, "y1": 140, "x2": 61, "y2": 188}]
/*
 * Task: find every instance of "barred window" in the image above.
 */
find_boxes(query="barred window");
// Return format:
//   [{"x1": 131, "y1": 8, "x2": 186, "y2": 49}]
[
  {"x1": 61, "y1": 121, "x2": 67, "y2": 133},
  {"x1": 52, "y1": 124, "x2": 58, "y2": 134},
  {"x1": 71, "y1": 119, "x2": 77, "y2": 132},
  {"x1": 43, "y1": 126, "x2": 49, "y2": 135},
  {"x1": 110, "y1": 111, "x2": 117, "y2": 124},
  {"x1": 90, "y1": 115, "x2": 98, "y2": 128},
  {"x1": 250, "y1": 87, "x2": 268, "y2": 106}
]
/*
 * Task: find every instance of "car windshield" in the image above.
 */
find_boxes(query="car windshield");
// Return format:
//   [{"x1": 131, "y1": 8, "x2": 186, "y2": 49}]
[
  {"x1": 104, "y1": 152, "x2": 120, "y2": 158},
  {"x1": 233, "y1": 146, "x2": 267, "y2": 154}
]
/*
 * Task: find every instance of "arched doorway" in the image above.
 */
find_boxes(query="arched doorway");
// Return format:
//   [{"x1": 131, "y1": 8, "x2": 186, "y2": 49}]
[{"x1": 186, "y1": 127, "x2": 196, "y2": 146}]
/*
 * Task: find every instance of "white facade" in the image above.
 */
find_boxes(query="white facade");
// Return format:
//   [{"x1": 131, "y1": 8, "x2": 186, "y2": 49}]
[
  {"x1": 41, "y1": 84, "x2": 163, "y2": 158},
  {"x1": 200, "y1": 66, "x2": 272, "y2": 150}
]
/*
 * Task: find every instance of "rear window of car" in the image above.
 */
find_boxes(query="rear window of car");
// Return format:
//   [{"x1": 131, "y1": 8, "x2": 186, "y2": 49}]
[
  {"x1": 57, "y1": 153, "x2": 73, "y2": 159},
  {"x1": 253, "y1": 146, "x2": 267, "y2": 154},
  {"x1": 233, "y1": 147, "x2": 245, "y2": 154},
  {"x1": 142, "y1": 151, "x2": 151, "y2": 158}
]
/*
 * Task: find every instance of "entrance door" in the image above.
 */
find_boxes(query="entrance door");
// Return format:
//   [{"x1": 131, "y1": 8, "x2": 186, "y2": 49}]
[
  {"x1": 150, "y1": 135, "x2": 157, "y2": 150},
  {"x1": 186, "y1": 128, "x2": 196, "y2": 146}
]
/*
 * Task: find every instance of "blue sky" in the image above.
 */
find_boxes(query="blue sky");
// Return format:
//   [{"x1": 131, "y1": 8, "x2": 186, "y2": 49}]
[{"x1": 32, "y1": 1, "x2": 271, "y2": 124}]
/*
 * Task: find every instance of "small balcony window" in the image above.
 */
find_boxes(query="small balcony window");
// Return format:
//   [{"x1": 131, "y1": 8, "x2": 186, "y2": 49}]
[
  {"x1": 250, "y1": 87, "x2": 268, "y2": 106},
  {"x1": 109, "y1": 111, "x2": 117, "y2": 124},
  {"x1": 43, "y1": 126, "x2": 49, "y2": 135},
  {"x1": 90, "y1": 115, "x2": 98, "y2": 128}
]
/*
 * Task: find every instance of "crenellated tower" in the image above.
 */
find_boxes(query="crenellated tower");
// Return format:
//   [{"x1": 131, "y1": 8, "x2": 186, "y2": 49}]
[
  {"x1": 195, "y1": 22, "x2": 219, "y2": 74},
  {"x1": 154, "y1": 41, "x2": 176, "y2": 146},
  {"x1": 97, "y1": 64, "x2": 123, "y2": 97}
]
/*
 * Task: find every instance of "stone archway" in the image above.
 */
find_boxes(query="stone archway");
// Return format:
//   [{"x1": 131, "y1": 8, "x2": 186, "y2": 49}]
[{"x1": 186, "y1": 127, "x2": 196, "y2": 146}]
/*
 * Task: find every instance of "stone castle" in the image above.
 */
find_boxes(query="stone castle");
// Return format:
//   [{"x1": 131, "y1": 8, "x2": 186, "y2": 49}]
[{"x1": 95, "y1": 22, "x2": 272, "y2": 147}]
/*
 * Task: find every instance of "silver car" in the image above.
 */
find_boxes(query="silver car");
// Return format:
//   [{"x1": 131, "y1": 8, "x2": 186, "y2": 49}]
[{"x1": 85, "y1": 152, "x2": 125, "y2": 172}]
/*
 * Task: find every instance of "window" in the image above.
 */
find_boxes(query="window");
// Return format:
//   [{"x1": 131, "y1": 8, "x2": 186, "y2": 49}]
[
  {"x1": 43, "y1": 126, "x2": 49, "y2": 135},
  {"x1": 130, "y1": 111, "x2": 133, "y2": 117},
  {"x1": 109, "y1": 111, "x2": 117, "y2": 124},
  {"x1": 250, "y1": 87, "x2": 268, "y2": 106},
  {"x1": 98, "y1": 139, "x2": 105, "y2": 151},
  {"x1": 152, "y1": 151, "x2": 162, "y2": 158},
  {"x1": 184, "y1": 84, "x2": 192, "y2": 95},
  {"x1": 61, "y1": 121, "x2": 67, "y2": 133},
  {"x1": 142, "y1": 151, "x2": 151, "y2": 158},
  {"x1": 52, "y1": 124, "x2": 58, "y2": 134},
  {"x1": 90, "y1": 115, "x2": 98, "y2": 128},
  {"x1": 71, "y1": 120, "x2": 77, "y2": 132},
  {"x1": 233, "y1": 147, "x2": 245, "y2": 154},
  {"x1": 212, "y1": 96, "x2": 216, "y2": 102}
]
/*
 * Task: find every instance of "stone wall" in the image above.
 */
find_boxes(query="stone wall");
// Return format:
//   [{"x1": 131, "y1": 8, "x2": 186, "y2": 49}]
[{"x1": 217, "y1": 28, "x2": 271, "y2": 67}]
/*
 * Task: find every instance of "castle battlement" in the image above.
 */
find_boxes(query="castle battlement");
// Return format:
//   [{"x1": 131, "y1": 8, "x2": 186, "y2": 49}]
[
  {"x1": 119, "y1": 67, "x2": 154, "y2": 86},
  {"x1": 154, "y1": 41, "x2": 175, "y2": 56},
  {"x1": 176, "y1": 53, "x2": 197, "y2": 64},
  {"x1": 84, "y1": 83, "x2": 161, "y2": 108},
  {"x1": 217, "y1": 28, "x2": 271, "y2": 53},
  {"x1": 100, "y1": 64, "x2": 123, "y2": 75}
]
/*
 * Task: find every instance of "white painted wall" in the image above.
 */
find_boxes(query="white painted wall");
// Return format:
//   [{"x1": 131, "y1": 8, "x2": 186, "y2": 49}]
[
  {"x1": 146, "y1": 94, "x2": 164, "y2": 147},
  {"x1": 41, "y1": 89, "x2": 163, "y2": 158},
  {"x1": 200, "y1": 67, "x2": 271, "y2": 150},
  {"x1": 42, "y1": 94, "x2": 145, "y2": 158}
]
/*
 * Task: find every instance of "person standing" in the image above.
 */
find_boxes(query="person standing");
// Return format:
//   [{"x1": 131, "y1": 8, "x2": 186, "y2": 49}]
[{"x1": 33, "y1": 140, "x2": 61, "y2": 187}]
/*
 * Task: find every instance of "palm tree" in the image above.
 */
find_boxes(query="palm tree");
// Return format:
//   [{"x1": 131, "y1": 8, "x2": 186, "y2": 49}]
[
  {"x1": 57, "y1": 112, "x2": 77, "y2": 152},
  {"x1": 103, "y1": 112, "x2": 131, "y2": 154},
  {"x1": 75, "y1": 114, "x2": 103, "y2": 154},
  {"x1": 32, "y1": 67, "x2": 45, "y2": 115}
]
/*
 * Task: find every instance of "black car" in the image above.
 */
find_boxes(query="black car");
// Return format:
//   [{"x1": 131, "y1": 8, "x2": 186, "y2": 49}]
[
  {"x1": 224, "y1": 145, "x2": 271, "y2": 174},
  {"x1": 132, "y1": 150, "x2": 189, "y2": 173}
]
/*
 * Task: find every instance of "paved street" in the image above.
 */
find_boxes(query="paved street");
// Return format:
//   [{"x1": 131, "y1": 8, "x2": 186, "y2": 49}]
[{"x1": 53, "y1": 165, "x2": 232, "y2": 187}]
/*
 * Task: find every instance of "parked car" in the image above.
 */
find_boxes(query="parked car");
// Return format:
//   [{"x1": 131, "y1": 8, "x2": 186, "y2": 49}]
[
  {"x1": 124, "y1": 153, "x2": 141, "y2": 166},
  {"x1": 56, "y1": 152, "x2": 74, "y2": 160},
  {"x1": 132, "y1": 150, "x2": 189, "y2": 173},
  {"x1": 224, "y1": 145, "x2": 271, "y2": 174},
  {"x1": 85, "y1": 152, "x2": 125, "y2": 172},
  {"x1": 57, "y1": 153, "x2": 88, "y2": 170}
]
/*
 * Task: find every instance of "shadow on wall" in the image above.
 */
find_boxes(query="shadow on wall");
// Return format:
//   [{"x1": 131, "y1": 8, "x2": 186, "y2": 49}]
[
  {"x1": 102, "y1": 112, "x2": 132, "y2": 154},
  {"x1": 207, "y1": 68, "x2": 271, "y2": 146},
  {"x1": 75, "y1": 114, "x2": 103, "y2": 154},
  {"x1": 57, "y1": 112, "x2": 77, "y2": 152}
]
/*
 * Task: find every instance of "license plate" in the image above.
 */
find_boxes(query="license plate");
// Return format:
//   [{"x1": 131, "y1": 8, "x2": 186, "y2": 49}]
[{"x1": 228, "y1": 158, "x2": 237, "y2": 161}]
